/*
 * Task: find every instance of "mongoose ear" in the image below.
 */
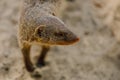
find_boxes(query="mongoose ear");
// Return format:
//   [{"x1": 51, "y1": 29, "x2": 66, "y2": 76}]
[{"x1": 34, "y1": 25, "x2": 46, "y2": 37}]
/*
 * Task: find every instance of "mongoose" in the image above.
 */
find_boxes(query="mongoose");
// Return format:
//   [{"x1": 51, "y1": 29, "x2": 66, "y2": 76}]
[{"x1": 18, "y1": 0, "x2": 79, "y2": 73}]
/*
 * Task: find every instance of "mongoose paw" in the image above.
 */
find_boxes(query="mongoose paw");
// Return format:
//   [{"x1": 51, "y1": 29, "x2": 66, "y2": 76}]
[
  {"x1": 36, "y1": 61, "x2": 49, "y2": 68},
  {"x1": 30, "y1": 70, "x2": 42, "y2": 78},
  {"x1": 27, "y1": 66, "x2": 35, "y2": 72}
]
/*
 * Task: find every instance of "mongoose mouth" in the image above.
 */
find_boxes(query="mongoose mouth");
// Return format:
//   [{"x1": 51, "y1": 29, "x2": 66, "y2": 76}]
[
  {"x1": 39, "y1": 37, "x2": 80, "y2": 46},
  {"x1": 56, "y1": 37, "x2": 80, "y2": 45}
]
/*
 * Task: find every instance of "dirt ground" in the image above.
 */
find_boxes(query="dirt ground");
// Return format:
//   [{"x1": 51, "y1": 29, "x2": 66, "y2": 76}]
[{"x1": 1, "y1": 0, "x2": 120, "y2": 80}]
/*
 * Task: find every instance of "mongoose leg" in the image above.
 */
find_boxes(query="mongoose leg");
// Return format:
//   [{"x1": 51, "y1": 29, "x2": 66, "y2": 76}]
[
  {"x1": 22, "y1": 44, "x2": 35, "y2": 72},
  {"x1": 36, "y1": 46, "x2": 50, "y2": 68}
]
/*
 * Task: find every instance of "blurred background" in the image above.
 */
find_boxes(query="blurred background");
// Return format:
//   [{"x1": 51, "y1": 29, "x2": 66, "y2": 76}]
[{"x1": 0, "y1": 0, "x2": 120, "y2": 80}]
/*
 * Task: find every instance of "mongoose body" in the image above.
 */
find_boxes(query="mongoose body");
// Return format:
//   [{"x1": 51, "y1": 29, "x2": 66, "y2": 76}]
[
  {"x1": 19, "y1": 0, "x2": 61, "y2": 45},
  {"x1": 18, "y1": 0, "x2": 79, "y2": 75}
]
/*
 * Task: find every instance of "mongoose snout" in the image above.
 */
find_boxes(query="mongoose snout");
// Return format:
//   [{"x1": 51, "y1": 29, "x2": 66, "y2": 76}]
[{"x1": 34, "y1": 16, "x2": 79, "y2": 45}]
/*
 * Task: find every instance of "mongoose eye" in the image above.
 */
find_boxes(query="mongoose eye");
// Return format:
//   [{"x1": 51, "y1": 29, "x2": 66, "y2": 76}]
[{"x1": 54, "y1": 32, "x2": 65, "y2": 37}]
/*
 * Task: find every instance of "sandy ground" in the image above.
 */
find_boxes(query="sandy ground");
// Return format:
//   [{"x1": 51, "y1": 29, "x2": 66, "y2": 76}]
[{"x1": 1, "y1": 0, "x2": 120, "y2": 80}]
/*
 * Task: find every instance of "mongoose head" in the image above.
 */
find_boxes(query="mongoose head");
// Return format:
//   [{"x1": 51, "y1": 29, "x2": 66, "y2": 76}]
[{"x1": 34, "y1": 16, "x2": 79, "y2": 45}]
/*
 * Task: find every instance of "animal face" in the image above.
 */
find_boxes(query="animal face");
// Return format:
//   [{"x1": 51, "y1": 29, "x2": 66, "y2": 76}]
[{"x1": 34, "y1": 16, "x2": 79, "y2": 45}]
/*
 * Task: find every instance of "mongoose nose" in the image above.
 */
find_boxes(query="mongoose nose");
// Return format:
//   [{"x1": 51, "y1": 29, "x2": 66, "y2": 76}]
[
  {"x1": 67, "y1": 36, "x2": 80, "y2": 45},
  {"x1": 72, "y1": 37, "x2": 80, "y2": 43},
  {"x1": 62, "y1": 34, "x2": 79, "y2": 45},
  {"x1": 64, "y1": 31, "x2": 80, "y2": 43}
]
